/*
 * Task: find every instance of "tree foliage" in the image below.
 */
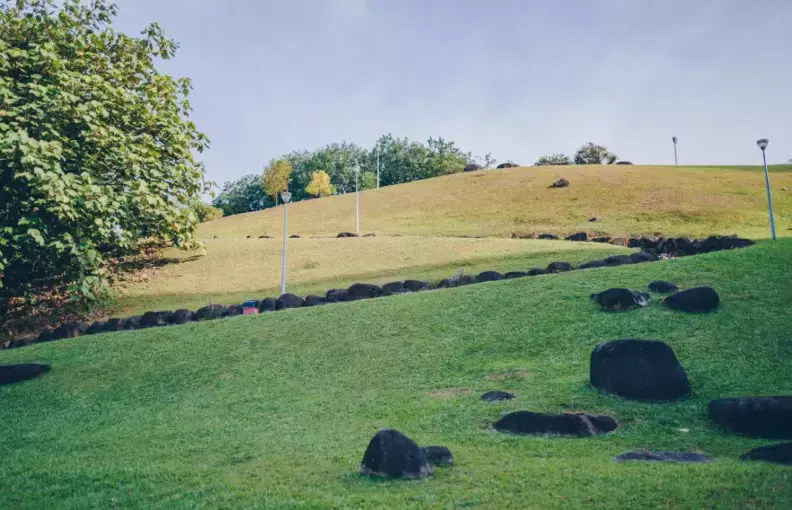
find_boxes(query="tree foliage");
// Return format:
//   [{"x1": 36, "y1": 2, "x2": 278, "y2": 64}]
[
  {"x1": 359, "y1": 171, "x2": 376, "y2": 191},
  {"x1": 305, "y1": 170, "x2": 335, "y2": 197},
  {"x1": 535, "y1": 153, "x2": 571, "y2": 166},
  {"x1": 0, "y1": 0, "x2": 208, "y2": 308},
  {"x1": 261, "y1": 159, "x2": 293, "y2": 205},
  {"x1": 573, "y1": 143, "x2": 617, "y2": 165},
  {"x1": 212, "y1": 174, "x2": 272, "y2": 216},
  {"x1": 189, "y1": 201, "x2": 223, "y2": 223}
]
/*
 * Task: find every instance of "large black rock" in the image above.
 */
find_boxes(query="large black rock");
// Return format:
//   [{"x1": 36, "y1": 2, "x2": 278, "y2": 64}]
[
  {"x1": 565, "y1": 232, "x2": 588, "y2": 242},
  {"x1": 590, "y1": 339, "x2": 691, "y2": 401},
  {"x1": 337, "y1": 232, "x2": 359, "y2": 238},
  {"x1": 347, "y1": 283, "x2": 383, "y2": 300},
  {"x1": 140, "y1": 311, "x2": 168, "y2": 328},
  {"x1": 615, "y1": 451, "x2": 711, "y2": 463},
  {"x1": 741, "y1": 443, "x2": 792, "y2": 465},
  {"x1": 527, "y1": 268, "x2": 548, "y2": 276},
  {"x1": 546, "y1": 262, "x2": 573, "y2": 273},
  {"x1": 630, "y1": 251, "x2": 660, "y2": 264},
  {"x1": 360, "y1": 429, "x2": 433, "y2": 479},
  {"x1": 403, "y1": 280, "x2": 428, "y2": 292},
  {"x1": 504, "y1": 271, "x2": 530, "y2": 279},
  {"x1": 494, "y1": 411, "x2": 618, "y2": 436},
  {"x1": 591, "y1": 236, "x2": 611, "y2": 243},
  {"x1": 579, "y1": 260, "x2": 607, "y2": 270},
  {"x1": 52, "y1": 322, "x2": 81, "y2": 340},
  {"x1": 538, "y1": 233, "x2": 559, "y2": 240},
  {"x1": 382, "y1": 282, "x2": 406, "y2": 296},
  {"x1": 224, "y1": 304, "x2": 244, "y2": 317},
  {"x1": 590, "y1": 289, "x2": 651, "y2": 311},
  {"x1": 463, "y1": 163, "x2": 482, "y2": 172},
  {"x1": 195, "y1": 304, "x2": 226, "y2": 321},
  {"x1": 171, "y1": 309, "x2": 194, "y2": 324},
  {"x1": 304, "y1": 295, "x2": 326, "y2": 307},
  {"x1": 551, "y1": 178, "x2": 569, "y2": 188},
  {"x1": 709, "y1": 396, "x2": 792, "y2": 439},
  {"x1": 36, "y1": 330, "x2": 54, "y2": 343},
  {"x1": 0, "y1": 364, "x2": 51, "y2": 386},
  {"x1": 85, "y1": 321, "x2": 107, "y2": 335},
  {"x1": 276, "y1": 294, "x2": 304, "y2": 310},
  {"x1": 604, "y1": 255, "x2": 633, "y2": 266},
  {"x1": 477, "y1": 271, "x2": 505, "y2": 282},
  {"x1": 664, "y1": 287, "x2": 719, "y2": 313},
  {"x1": 258, "y1": 298, "x2": 277, "y2": 312},
  {"x1": 648, "y1": 280, "x2": 679, "y2": 293},
  {"x1": 124, "y1": 315, "x2": 142, "y2": 330},
  {"x1": 326, "y1": 289, "x2": 349, "y2": 303},
  {"x1": 105, "y1": 318, "x2": 126, "y2": 332},
  {"x1": 421, "y1": 446, "x2": 453, "y2": 466}
]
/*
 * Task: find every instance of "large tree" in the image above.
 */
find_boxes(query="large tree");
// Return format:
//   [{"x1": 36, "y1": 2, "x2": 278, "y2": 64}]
[
  {"x1": 573, "y1": 143, "x2": 617, "y2": 165},
  {"x1": 0, "y1": 0, "x2": 209, "y2": 309},
  {"x1": 261, "y1": 159, "x2": 293, "y2": 205},
  {"x1": 213, "y1": 174, "x2": 272, "y2": 216}
]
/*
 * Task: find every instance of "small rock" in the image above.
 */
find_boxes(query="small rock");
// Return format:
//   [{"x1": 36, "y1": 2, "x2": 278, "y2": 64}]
[
  {"x1": 590, "y1": 289, "x2": 651, "y2": 311},
  {"x1": 403, "y1": 280, "x2": 428, "y2": 292},
  {"x1": 591, "y1": 236, "x2": 611, "y2": 243},
  {"x1": 590, "y1": 339, "x2": 691, "y2": 401},
  {"x1": 709, "y1": 396, "x2": 792, "y2": 439},
  {"x1": 326, "y1": 289, "x2": 349, "y2": 303},
  {"x1": 613, "y1": 451, "x2": 712, "y2": 464},
  {"x1": 497, "y1": 162, "x2": 519, "y2": 169},
  {"x1": 258, "y1": 298, "x2": 277, "y2": 312},
  {"x1": 551, "y1": 178, "x2": 570, "y2": 188},
  {"x1": 630, "y1": 251, "x2": 660, "y2": 264},
  {"x1": 504, "y1": 271, "x2": 530, "y2": 279},
  {"x1": 347, "y1": 283, "x2": 383, "y2": 300},
  {"x1": 481, "y1": 390, "x2": 515, "y2": 402},
  {"x1": 246, "y1": 235, "x2": 252, "y2": 239},
  {"x1": 258, "y1": 235, "x2": 272, "y2": 239},
  {"x1": 494, "y1": 411, "x2": 618, "y2": 436},
  {"x1": 276, "y1": 294, "x2": 304, "y2": 310},
  {"x1": 421, "y1": 446, "x2": 453, "y2": 466},
  {"x1": 741, "y1": 443, "x2": 792, "y2": 465},
  {"x1": 363, "y1": 233, "x2": 376, "y2": 237},
  {"x1": 664, "y1": 287, "x2": 719, "y2": 313},
  {"x1": 289, "y1": 235, "x2": 301, "y2": 239},
  {"x1": 604, "y1": 255, "x2": 633, "y2": 266},
  {"x1": 477, "y1": 271, "x2": 505, "y2": 282},
  {"x1": 616, "y1": 161, "x2": 633, "y2": 165},
  {"x1": 337, "y1": 232, "x2": 359, "y2": 238},
  {"x1": 615, "y1": 451, "x2": 711, "y2": 463},
  {"x1": 0, "y1": 364, "x2": 51, "y2": 386},
  {"x1": 648, "y1": 280, "x2": 679, "y2": 293},
  {"x1": 382, "y1": 282, "x2": 406, "y2": 296},
  {"x1": 464, "y1": 163, "x2": 482, "y2": 172},
  {"x1": 538, "y1": 233, "x2": 559, "y2": 240},
  {"x1": 195, "y1": 304, "x2": 226, "y2": 321},
  {"x1": 171, "y1": 309, "x2": 194, "y2": 324},
  {"x1": 565, "y1": 232, "x2": 588, "y2": 242},
  {"x1": 579, "y1": 260, "x2": 607, "y2": 270},
  {"x1": 304, "y1": 295, "x2": 326, "y2": 307},
  {"x1": 360, "y1": 429, "x2": 433, "y2": 479},
  {"x1": 546, "y1": 262, "x2": 573, "y2": 273},
  {"x1": 588, "y1": 217, "x2": 597, "y2": 222}
]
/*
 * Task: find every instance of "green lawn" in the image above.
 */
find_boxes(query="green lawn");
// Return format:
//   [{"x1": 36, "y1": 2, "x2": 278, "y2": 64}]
[{"x1": 2, "y1": 240, "x2": 791, "y2": 508}]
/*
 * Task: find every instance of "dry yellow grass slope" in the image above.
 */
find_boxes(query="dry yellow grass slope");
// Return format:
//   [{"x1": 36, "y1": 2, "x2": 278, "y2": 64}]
[{"x1": 199, "y1": 165, "x2": 792, "y2": 240}]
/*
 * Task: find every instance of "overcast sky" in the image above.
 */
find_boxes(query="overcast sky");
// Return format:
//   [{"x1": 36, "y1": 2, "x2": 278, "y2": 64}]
[{"x1": 115, "y1": 0, "x2": 792, "y2": 186}]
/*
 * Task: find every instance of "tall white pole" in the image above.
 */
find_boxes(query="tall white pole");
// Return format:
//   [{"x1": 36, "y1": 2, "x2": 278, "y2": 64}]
[
  {"x1": 355, "y1": 166, "x2": 360, "y2": 233},
  {"x1": 280, "y1": 200, "x2": 288, "y2": 294},
  {"x1": 761, "y1": 148, "x2": 777, "y2": 241},
  {"x1": 376, "y1": 147, "x2": 380, "y2": 188}
]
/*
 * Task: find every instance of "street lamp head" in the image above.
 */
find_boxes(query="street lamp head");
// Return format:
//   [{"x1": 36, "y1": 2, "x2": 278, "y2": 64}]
[
  {"x1": 281, "y1": 191, "x2": 292, "y2": 203},
  {"x1": 672, "y1": 136, "x2": 677, "y2": 144},
  {"x1": 757, "y1": 139, "x2": 769, "y2": 151}
]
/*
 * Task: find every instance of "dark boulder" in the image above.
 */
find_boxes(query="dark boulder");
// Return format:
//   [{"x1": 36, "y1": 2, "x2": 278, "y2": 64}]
[
  {"x1": 579, "y1": 260, "x2": 607, "y2": 270},
  {"x1": 565, "y1": 232, "x2": 588, "y2": 242},
  {"x1": 741, "y1": 443, "x2": 792, "y2": 465},
  {"x1": 140, "y1": 311, "x2": 168, "y2": 328},
  {"x1": 52, "y1": 322, "x2": 81, "y2": 340},
  {"x1": 347, "y1": 283, "x2": 383, "y2": 300},
  {"x1": 696, "y1": 235, "x2": 754, "y2": 254},
  {"x1": 616, "y1": 161, "x2": 633, "y2": 165},
  {"x1": 124, "y1": 316, "x2": 142, "y2": 330},
  {"x1": 363, "y1": 233, "x2": 376, "y2": 237},
  {"x1": 258, "y1": 298, "x2": 277, "y2": 312},
  {"x1": 0, "y1": 364, "x2": 51, "y2": 386},
  {"x1": 289, "y1": 235, "x2": 301, "y2": 239},
  {"x1": 497, "y1": 162, "x2": 519, "y2": 169},
  {"x1": 195, "y1": 304, "x2": 226, "y2": 321},
  {"x1": 463, "y1": 163, "x2": 482, "y2": 172},
  {"x1": 246, "y1": 235, "x2": 252, "y2": 239},
  {"x1": 648, "y1": 280, "x2": 679, "y2": 293},
  {"x1": 615, "y1": 451, "x2": 711, "y2": 463},
  {"x1": 591, "y1": 236, "x2": 611, "y2": 243},
  {"x1": 494, "y1": 411, "x2": 618, "y2": 437},
  {"x1": 527, "y1": 268, "x2": 548, "y2": 276},
  {"x1": 664, "y1": 287, "x2": 719, "y2": 313},
  {"x1": 588, "y1": 217, "x2": 597, "y2": 222},
  {"x1": 86, "y1": 321, "x2": 107, "y2": 335},
  {"x1": 421, "y1": 446, "x2": 453, "y2": 466},
  {"x1": 337, "y1": 232, "x2": 359, "y2": 238},
  {"x1": 105, "y1": 318, "x2": 126, "y2": 332},
  {"x1": 590, "y1": 339, "x2": 691, "y2": 401},
  {"x1": 36, "y1": 330, "x2": 54, "y2": 343},
  {"x1": 435, "y1": 279, "x2": 453, "y2": 289},
  {"x1": 481, "y1": 390, "x2": 515, "y2": 402},
  {"x1": 477, "y1": 271, "x2": 505, "y2": 283},
  {"x1": 403, "y1": 280, "x2": 428, "y2": 292},
  {"x1": 171, "y1": 309, "x2": 194, "y2": 324},
  {"x1": 604, "y1": 254, "x2": 633, "y2": 266},
  {"x1": 456, "y1": 275, "x2": 476, "y2": 286},
  {"x1": 276, "y1": 294, "x2": 304, "y2": 310},
  {"x1": 258, "y1": 235, "x2": 272, "y2": 239},
  {"x1": 382, "y1": 281, "x2": 406, "y2": 296},
  {"x1": 360, "y1": 429, "x2": 432, "y2": 479},
  {"x1": 590, "y1": 289, "x2": 651, "y2": 311},
  {"x1": 551, "y1": 178, "x2": 570, "y2": 188},
  {"x1": 224, "y1": 304, "x2": 244, "y2": 317},
  {"x1": 538, "y1": 233, "x2": 559, "y2": 240},
  {"x1": 630, "y1": 251, "x2": 660, "y2": 264},
  {"x1": 304, "y1": 295, "x2": 326, "y2": 307},
  {"x1": 708, "y1": 397, "x2": 792, "y2": 439},
  {"x1": 546, "y1": 262, "x2": 573, "y2": 273},
  {"x1": 504, "y1": 271, "x2": 530, "y2": 279},
  {"x1": 77, "y1": 322, "x2": 91, "y2": 335},
  {"x1": 326, "y1": 289, "x2": 349, "y2": 303}
]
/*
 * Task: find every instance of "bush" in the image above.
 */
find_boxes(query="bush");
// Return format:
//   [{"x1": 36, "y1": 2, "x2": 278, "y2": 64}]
[
  {"x1": 574, "y1": 143, "x2": 617, "y2": 165},
  {"x1": 1, "y1": 1, "x2": 208, "y2": 311},
  {"x1": 191, "y1": 202, "x2": 224, "y2": 223},
  {"x1": 535, "y1": 154, "x2": 571, "y2": 166}
]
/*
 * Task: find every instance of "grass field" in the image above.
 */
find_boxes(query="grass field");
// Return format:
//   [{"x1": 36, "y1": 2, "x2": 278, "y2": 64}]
[
  {"x1": 198, "y1": 165, "x2": 792, "y2": 240},
  {"x1": 3, "y1": 240, "x2": 791, "y2": 508},
  {"x1": 111, "y1": 238, "x2": 630, "y2": 316}
]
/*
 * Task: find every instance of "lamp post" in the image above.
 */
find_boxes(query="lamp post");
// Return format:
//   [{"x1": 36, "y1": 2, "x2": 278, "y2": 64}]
[
  {"x1": 672, "y1": 136, "x2": 678, "y2": 166},
  {"x1": 280, "y1": 190, "x2": 292, "y2": 294},
  {"x1": 355, "y1": 165, "x2": 360, "y2": 234},
  {"x1": 756, "y1": 139, "x2": 776, "y2": 240},
  {"x1": 376, "y1": 145, "x2": 380, "y2": 188}
]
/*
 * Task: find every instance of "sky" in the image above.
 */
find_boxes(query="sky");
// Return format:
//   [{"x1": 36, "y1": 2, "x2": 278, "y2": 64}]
[{"x1": 114, "y1": 0, "x2": 792, "y2": 186}]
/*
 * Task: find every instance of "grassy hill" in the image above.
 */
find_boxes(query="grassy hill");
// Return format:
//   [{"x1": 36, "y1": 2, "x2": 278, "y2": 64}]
[
  {"x1": 3, "y1": 240, "x2": 791, "y2": 508},
  {"x1": 199, "y1": 165, "x2": 792, "y2": 240}
]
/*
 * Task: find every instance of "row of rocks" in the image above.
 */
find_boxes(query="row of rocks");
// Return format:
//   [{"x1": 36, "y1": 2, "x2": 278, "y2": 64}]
[
  {"x1": 515, "y1": 233, "x2": 754, "y2": 257},
  {"x1": 240, "y1": 232, "x2": 378, "y2": 240}
]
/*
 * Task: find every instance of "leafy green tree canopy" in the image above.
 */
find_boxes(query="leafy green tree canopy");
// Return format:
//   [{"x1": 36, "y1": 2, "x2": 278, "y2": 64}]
[
  {"x1": 573, "y1": 143, "x2": 617, "y2": 165},
  {"x1": 0, "y1": 0, "x2": 209, "y2": 306},
  {"x1": 261, "y1": 159, "x2": 293, "y2": 205},
  {"x1": 305, "y1": 170, "x2": 335, "y2": 197},
  {"x1": 535, "y1": 153, "x2": 571, "y2": 166},
  {"x1": 212, "y1": 174, "x2": 272, "y2": 216}
]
